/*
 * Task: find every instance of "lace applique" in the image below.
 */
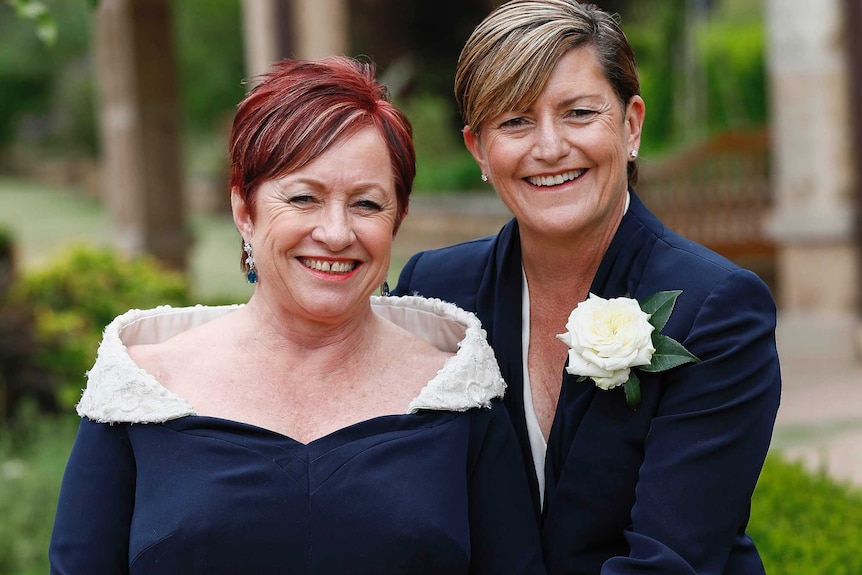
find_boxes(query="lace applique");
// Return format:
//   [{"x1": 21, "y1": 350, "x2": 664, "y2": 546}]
[{"x1": 77, "y1": 299, "x2": 505, "y2": 424}]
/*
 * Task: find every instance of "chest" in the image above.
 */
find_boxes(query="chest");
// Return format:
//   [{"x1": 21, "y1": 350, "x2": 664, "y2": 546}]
[{"x1": 126, "y1": 417, "x2": 474, "y2": 574}]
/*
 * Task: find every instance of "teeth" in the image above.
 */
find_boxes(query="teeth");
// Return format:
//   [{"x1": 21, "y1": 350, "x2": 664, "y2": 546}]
[
  {"x1": 301, "y1": 258, "x2": 357, "y2": 274},
  {"x1": 528, "y1": 169, "x2": 584, "y2": 187}
]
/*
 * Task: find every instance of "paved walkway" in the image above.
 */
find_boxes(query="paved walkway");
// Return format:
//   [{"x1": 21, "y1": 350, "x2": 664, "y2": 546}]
[{"x1": 772, "y1": 333, "x2": 862, "y2": 488}]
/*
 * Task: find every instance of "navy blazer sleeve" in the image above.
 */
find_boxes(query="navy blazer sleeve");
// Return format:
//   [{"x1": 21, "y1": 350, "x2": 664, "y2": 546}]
[
  {"x1": 50, "y1": 418, "x2": 136, "y2": 575},
  {"x1": 595, "y1": 269, "x2": 780, "y2": 574}
]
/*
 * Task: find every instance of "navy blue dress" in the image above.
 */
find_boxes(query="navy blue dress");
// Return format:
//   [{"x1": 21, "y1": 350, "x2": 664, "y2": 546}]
[
  {"x1": 394, "y1": 192, "x2": 782, "y2": 574},
  {"x1": 49, "y1": 300, "x2": 546, "y2": 575}
]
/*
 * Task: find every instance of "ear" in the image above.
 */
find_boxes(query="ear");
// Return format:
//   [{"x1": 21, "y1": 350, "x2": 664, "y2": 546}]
[
  {"x1": 230, "y1": 187, "x2": 253, "y2": 241},
  {"x1": 625, "y1": 95, "x2": 645, "y2": 153},
  {"x1": 462, "y1": 126, "x2": 488, "y2": 178}
]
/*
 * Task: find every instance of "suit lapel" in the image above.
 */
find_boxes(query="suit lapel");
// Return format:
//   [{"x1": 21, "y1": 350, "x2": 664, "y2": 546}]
[{"x1": 474, "y1": 220, "x2": 543, "y2": 517}]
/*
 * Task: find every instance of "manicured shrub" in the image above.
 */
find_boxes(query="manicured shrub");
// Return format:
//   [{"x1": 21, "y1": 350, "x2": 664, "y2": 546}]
[
  {"x1": 9, "y1": 245, "x2": 190, "y2": 411},
  {"x1": 749, "y1": 455, "x2": 862, "y2": 574}
]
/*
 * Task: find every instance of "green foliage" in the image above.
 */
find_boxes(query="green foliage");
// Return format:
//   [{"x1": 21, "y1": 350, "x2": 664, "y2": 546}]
[
  {"x1": 749, "y1": 456, "x2": 862, "y2": 574},
  {"x1": 623, "y1": 0, "x2": 767, "y2": 155},
  {"x1": 699, "y1": 20, "x2": 768, "y2": 131},
  {"x1": 0, "y1": 414, "x2": 77, "y2": 575},
  {"x1": 0, "y1": 0, "x2": 93, "y2": 151},
  {"x1": 173, "y1": 0, "x2": 246, "y2": 138},
  {"x1": 5, "y1": 0, "x2": 57, "y2": 45},
  {"x1": 398, "y1": 93, "x2": 482, "y2": 193},
  {"x1": 10, "y1": 245, "x2": 190, "y2": 409}
]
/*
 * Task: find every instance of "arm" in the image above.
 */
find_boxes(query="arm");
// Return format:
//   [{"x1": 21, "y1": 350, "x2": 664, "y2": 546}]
[
  {"x1": 468, "y1": 401, "x2": 546, "y2": 575},
  {"x1": 604, "y1": 270, "x2": 781, "y2": 574},
  {"x1": 50, "y1": 418, "x2": 136, "y2": 575}
]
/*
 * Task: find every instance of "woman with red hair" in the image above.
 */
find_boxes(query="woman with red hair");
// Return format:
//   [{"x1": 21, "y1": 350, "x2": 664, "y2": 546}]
[{"x1": 49, "y1": 57, "x2": 545, "y2": 575}]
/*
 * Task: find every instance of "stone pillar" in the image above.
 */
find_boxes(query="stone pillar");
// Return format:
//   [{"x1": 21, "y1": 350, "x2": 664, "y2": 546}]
[
  {"x1": 292, "y1": 0, "x2": 348, "y2": 60},
  {"x1": 240, "y1": 0, "x2": 280, "y2": 80},
  {"x1": 766, "y1": 0, "x2": 861, "y2": 361},
  {"x1": 95, "y1": 0, "x2": 189, "y2": 271},
  {"x1": 240, "y1": 0, "x2": 348, "y2": 79}
]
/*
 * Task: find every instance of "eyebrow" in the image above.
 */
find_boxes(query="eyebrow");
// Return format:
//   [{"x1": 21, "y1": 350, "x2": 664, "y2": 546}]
[{"x1": 522, "y1": 94, "x2": 602, "y2": 114}]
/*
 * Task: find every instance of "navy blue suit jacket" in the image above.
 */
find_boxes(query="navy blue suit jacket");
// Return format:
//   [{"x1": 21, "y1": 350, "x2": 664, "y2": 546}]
[{"x1": 394, "y1": 191, "x2": 781, "y2": 574}]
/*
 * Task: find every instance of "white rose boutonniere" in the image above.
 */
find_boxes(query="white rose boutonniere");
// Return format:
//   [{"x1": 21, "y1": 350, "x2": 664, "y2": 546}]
[{"x1": 556, "y1": 290, "x2": 700, "y2": 408}]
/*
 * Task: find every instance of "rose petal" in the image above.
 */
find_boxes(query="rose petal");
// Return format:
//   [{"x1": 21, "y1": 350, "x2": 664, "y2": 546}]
[
  {"x1": 564, "y1": 349, "x2": 615, "y2": 378},
  {"x1": 593, "y1": 368, "x2": 630, "y2": 390}
]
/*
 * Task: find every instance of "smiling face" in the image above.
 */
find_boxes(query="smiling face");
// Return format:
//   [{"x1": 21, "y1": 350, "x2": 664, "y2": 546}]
[
  {"x1": 232, "y1": 126, "x2": 397, "y2": 325},
  {"x1": 464, "y1": 45, "x2": 644, "y2": 243}
]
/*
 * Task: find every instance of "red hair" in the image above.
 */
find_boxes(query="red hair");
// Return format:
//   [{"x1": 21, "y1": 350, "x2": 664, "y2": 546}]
[{"x1": 229, "y1": 56, "x2": 415, "y2": 231}]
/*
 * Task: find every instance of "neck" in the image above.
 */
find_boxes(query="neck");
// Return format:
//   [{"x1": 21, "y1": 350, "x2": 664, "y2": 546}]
[{"x1": 238, "y1": 292, "x2": 384, "y2": 368}]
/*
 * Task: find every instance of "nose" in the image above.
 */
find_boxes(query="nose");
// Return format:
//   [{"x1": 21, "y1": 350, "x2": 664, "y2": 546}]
[
  {"x1": 531, "y1": 120, "x2": 570, "y2": 163},
  {"x1": 310, "y1": 206, "x2": 355, "y2": 251}
]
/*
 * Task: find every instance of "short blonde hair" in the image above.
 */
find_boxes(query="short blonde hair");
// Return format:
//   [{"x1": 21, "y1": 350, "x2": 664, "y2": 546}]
[{"x1": 455, "y1": 0, "x2": 641, "y2": 182}]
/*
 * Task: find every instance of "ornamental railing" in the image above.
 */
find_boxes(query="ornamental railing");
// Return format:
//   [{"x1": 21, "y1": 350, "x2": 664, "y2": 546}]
[{"x1": 637, "y1": 129, "x2": 776, "y2": 289}]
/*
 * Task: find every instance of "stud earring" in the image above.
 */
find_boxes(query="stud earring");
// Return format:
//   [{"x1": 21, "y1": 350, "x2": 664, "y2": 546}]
[
  {"x1": 243, "y1": 241, "x2": 258, "y2": 284},
  {"x1": 629, "y1": 149, "x2": 638, "y2": 159},
  {"x1": 481, "y1": 173, "x2": 488, "y2": 182},
  {"x1": 380, "y1": 279, "x2": 390, "y2": 297}
]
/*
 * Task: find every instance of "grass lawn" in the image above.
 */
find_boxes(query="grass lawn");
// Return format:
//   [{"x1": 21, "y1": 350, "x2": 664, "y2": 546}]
[{"x1": 0, "y1": 177, "x2": 252, "y2": 303}]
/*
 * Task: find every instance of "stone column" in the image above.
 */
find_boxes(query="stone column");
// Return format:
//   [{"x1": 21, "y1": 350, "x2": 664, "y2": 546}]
[
  {"x1": 765, "y1": 0, "x2": 861, "y2": 361},
  {"x1": 95, "y1": 0, "x2": 189, "y2": 271},
  {"x1": 291, "y1": 0, "x2": 348, "y2": 60},
  {"x1": 240, "y1": 0, "x2": 281, "y2": 80}
]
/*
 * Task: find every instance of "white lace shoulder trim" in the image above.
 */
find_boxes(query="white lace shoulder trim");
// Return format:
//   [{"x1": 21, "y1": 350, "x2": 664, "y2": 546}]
[
  {"x1": 76, "y1": 305, "x2": 241, "y2": 424},
  {"x1": 77, "y1": 298, "x2": 505, "y2": 424},
  {"x1": 371, "y1": 296, "x2": 505, "y2": 414}
]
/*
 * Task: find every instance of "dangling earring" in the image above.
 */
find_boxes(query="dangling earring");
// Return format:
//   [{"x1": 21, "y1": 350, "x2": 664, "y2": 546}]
[
  {"x1": 380, "y1": 279, "x2": 390, "y2": 296},
  {"x1": 243, "y1": 241, "x2": 258, "y2": 284},
  {"x1": 481, "y1": 173, "x2": 488, "y2": 182}
]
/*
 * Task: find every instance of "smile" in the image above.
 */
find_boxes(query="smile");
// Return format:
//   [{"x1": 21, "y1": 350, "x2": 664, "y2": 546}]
[
  {"x1": 526, "y1": 169, "x2": 585, "y2": 187},
  {"x1": 300, "y1": 258, "x2": 358, "y2": 274}
]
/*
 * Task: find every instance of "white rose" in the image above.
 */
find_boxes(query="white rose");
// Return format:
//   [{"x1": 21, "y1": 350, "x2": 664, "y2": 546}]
[{"x1": 556, "y1": 293, "x2": 656, "y2": 390}]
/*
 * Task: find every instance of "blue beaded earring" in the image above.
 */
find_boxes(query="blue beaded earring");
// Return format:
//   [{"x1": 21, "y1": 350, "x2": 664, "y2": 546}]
[
  {"x1": 243, "y1": 241, "x2": 258, "y2": 284},
  {"x1": 380, "y1": 279, "x2": 390, "y2": 296}
]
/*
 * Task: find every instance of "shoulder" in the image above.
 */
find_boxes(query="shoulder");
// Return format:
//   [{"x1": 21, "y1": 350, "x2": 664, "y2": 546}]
[
  {"x1": 372, "y1": 296, "x2": 507, "y2": 413},
  {"x1": 76, "y1": 304, "x2": 241, "y2": 424},
  {"x1": 394, "y1": 232, "x2": 501, "y2": 301},
  {"x1": 625, "y1": 198, "x2": 775, "y2": 332}
]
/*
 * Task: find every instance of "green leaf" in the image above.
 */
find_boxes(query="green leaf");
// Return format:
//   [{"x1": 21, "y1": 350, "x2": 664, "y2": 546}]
[
  {"x1": 640, "y1": 333, "x2": 700, "y2": 372},
  {"x1": 640, "y1": 290, "x2": 681, "y2": 333},
  {"x1": 6, "y1": 0, "x2": 57, "y2": 45},
  {"x1": 625, "y1": 371, "x2": 641, "y2": 408}
]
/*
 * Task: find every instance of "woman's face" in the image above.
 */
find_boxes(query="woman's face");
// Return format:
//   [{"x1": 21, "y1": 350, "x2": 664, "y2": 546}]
[
  {"x1": 232, "y1": 126, "x2": 398, "y2": 325},
  {"x1": 464, "y1": 46, "x2": 644, "y2": 243}
]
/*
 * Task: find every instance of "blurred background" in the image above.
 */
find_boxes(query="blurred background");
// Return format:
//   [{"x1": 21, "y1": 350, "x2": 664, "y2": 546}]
[{"x1": 0, "y1": 1, "x2": 860, "y2": 573}]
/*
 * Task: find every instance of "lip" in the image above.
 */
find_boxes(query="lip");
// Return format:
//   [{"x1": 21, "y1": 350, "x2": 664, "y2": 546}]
[
  {"x1": 525, "y1": 168, "x2": 587, "y2": 188},
  {"x1": 298, "y1": 257, "x2": 361, "y2": 279}
]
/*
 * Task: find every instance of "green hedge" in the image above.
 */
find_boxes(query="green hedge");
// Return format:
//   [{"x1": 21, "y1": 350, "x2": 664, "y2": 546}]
[
  {"x1": 749, "y1": 456, "x2": 862, "y2": 574},
  {"x1": 7, "y1": 245, "x2": 190, "y2": 411}
]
